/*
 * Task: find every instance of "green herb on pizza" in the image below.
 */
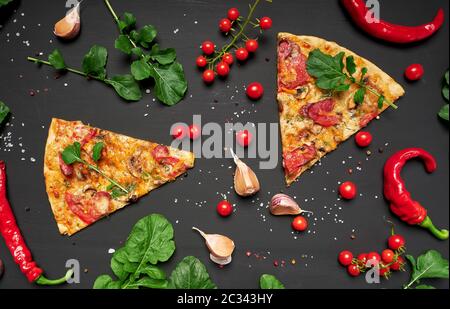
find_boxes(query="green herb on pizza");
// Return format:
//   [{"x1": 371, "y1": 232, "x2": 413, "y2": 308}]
[
  {"x1": 306, "y1": 49, "x2": 396, "y2": 109},
  {"x1": 438, "y1": 70, "x2": 449, "y2": 121},
  {"x1": 404, "y1": 249, "x2": 449, "y2": 289}
]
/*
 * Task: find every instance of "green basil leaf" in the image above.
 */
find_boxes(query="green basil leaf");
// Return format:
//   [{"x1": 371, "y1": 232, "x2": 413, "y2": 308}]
[
  {"x1": 346, "y1": 56, "x2": 356, "y2": 76},
  {"x1": 168, "y1": 256, "x2": 217, "y2": 289},
  {"x1": 0, "y1": 101, "x2": 10, "y2": 125},
  {"x1": 48, "y1": 49, "x2": 66, "y2": 70},
  {"x1": 137, "y1": 25, "x2": 157, "y2": 48},
  {"x1": 93, "y1": 275, "x2": 122, "y2": 289},
  {"x1": 106, "y1": 74, "x2": 142, "y2": 101},
  {"x1": 260, "y1": 274, "x2": 285, "y2": 289},
  {"x1": 354, "y1": 88, "x2": 366, "y2": 105},
  {"x1": 0, "y1": 0, "x2": 13, "y2": 7},
  {"x1": 115, "y1": 35, "x2": 133, "y2": 55},
  {"x1": 118, "y1": 12, "x2": 136, "y2": 33},
  {"x1": 82, "y1": 45, "x2": 108, "y2": 79},
  {"x1": 131, "y1": 59, "x2": 152, "y2": 81},
  {"x1": 147, "y1": 61, "x2": 187, "y2": 106},
  {"x1": 439, "y1": 104, "x2": 449, "y2": 121},
  {"x1": 409, "y1": 250, "x2": 449, "y2": 282},
  {"x1": 415, "y1": 285, "x2": 436, "y2": 289},
  {"x1": 150, "y1": 44, "x2": 176, "y2": 65},
  {"x1": 92, "y1": 142, "x2": 104, "y2": 162},
  {"x1": 61, "y1": 142, "x2": 82, "y2": 165}
]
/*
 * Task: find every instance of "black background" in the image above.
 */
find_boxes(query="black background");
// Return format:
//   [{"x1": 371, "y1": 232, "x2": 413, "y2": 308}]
[{"x1": 0, "y1": 0, "x2": 448, "y2": 289}]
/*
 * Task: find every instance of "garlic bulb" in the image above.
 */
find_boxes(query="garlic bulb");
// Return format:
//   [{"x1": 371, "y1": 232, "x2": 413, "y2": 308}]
[
  {"x1": 192, "y1": 227, "x2": 235, "y2": 265},
  {"x1": 230, "y1": 148, "x2": 260, "y2": 197},
  {"x1": 54, "y1": 2, "x2": 81, "y2": 40},
  {"x1": 270, "y1": 193, "x2": 313, "y2": 216}
]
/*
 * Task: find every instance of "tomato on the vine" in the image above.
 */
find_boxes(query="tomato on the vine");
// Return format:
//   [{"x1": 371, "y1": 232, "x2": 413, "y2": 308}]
[
  {"x1": 196, "y1": 56, "x2": 207, "y2": 68},
  {"x1": 219, "y1": 18, "x2": 232, "y2": 33},
  {"x1": 171, "y1": 125, "x2": 187, "y2": 140},
  {"x1": 357, "y1": 253, "x2": 368, "y2": 264},
  {"x1": 292, "y1": 216, "x2": 308, "y2": 231},
  {"x1": 235, "y1": 48, "x2": 249, "y2": 61},
  {"x1": 366, "y1": 252, "x2": 381, "y2": 264},
  {"x1": 339, "y1": 181, "x2": 357, "y2": 200},
  {"x1": 222, "y1": 53, "x2": 234, "y2": 65},
  {"x1": 388, "y1": 234, "x2": 405, "y2": 251},
  {"x1": 227, "y1": 8, "x2": 240, "y2": 21},
  {"x1": 379, "y1": 265, "x2": 391, "y2": 278},
  {"x1": 347, "y1": 264, "x2": 360, "y2": 277},
  {"x1": 201, "y1": 41, "x2": 215, "y2": 55},
  {"x1": 236, "y1": 130, "x2": 252, "y2": 147},
  {"x1": 245, "y1": 39, "x2": 259, "y2": 53},
  {"x1": 202, "y1": 70, "x2": 215, "y2": 84},
  {"x1": 355, "y1": 131, "x2": 372, "y2": 147},
  {"x1": 338, "y1": 250, "x2": 354, "y2": 266},
  {"x1": 259, "y1": 17, "x2": 272, "y2": 30},
  {"x1": 405, "y1": 64, "x2": 424, "y2": 81},
  {"x1": 381, "y1": 249, "x2": 395, "y2": 264},
  {"x1": 217, "y1": 200, "x2": 233, "y2": 217},
  {"x1": 390, "y1": 256, "x2": 405, "y2": 271},
  {"x1": 246, "y1": 82, "x2": 264, "y2": 100},
  {"x1": 188, "y1": 124, "x2": 201, "y2": 140},
  {"x1": 216, "y1": 62, "x2": 230, "y2": 77}
]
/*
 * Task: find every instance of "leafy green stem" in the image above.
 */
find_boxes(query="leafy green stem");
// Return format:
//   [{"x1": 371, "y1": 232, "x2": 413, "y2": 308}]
[
  {"x1": 84, "y1": 160, "x2": 129, "y2": 193},
  {"x1": 104, "y1": 0, "x2": 139, "y2": 50},
  {"x1": 27, "y1": 57, "x2": 103, "y2": 81},
  {"x1": 403, "y1": 264, "x2": 434, "y2": 289},
  {"x1": 355, "y1": 80, "x2": 398, "y2": 109}
]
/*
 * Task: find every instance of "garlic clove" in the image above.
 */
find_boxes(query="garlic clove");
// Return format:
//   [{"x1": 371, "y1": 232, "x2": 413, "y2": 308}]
[
  {"x1": 192, "y1": 227, "x2": 235, "y2": 259},
  {"x1": 270, "y1": 193, "x2": 313, "y2": 216},
  {"x1": 210, "y1": 254, "x2": 232, "y2": 266},
  {"x1": 54, "y1": 3, "x2": 81, "y2": 40},
  {"x1": 230, "y1": 148, "x2": 260, "y2": 197}
]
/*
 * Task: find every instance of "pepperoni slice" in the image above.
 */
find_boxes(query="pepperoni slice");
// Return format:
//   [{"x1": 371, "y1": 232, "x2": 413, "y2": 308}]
[
  {"x1": 359, "y1": 112, "x2": 378, "y2": 128},
  {"x1": 59, "y1": 153, "x2": 73, "y2": 177},
  {"x1": 278, "y1": 40, "x2": 310, "y2": 90},
  {"x1": 65, "y1": 191, "x2": 111, "y2": 224},
  {"x1": 303, "y1": 99, "x2": 341, "y2": 127},
  {"x1": 151, "y1": 145, "x2": 179, "y2": 166},
  {"x1": 283, "y1": 145, "x2": 317, "y2": 176}
]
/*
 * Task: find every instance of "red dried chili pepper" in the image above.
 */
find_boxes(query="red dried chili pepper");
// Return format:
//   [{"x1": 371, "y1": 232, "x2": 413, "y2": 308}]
[
  {"x1": 383, "y1": 149, "x2": 449, "y2": 240},
  {"x1": 0, "y1": 161, "x2": 73, "y2": 285},
  {"x1": 341, "y1": 0, "x2": 445, "y2": 44}
]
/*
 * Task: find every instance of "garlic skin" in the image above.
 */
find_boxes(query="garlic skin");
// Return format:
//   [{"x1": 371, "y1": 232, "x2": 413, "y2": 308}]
[
  {"x1": 230, "y1": 148, "x2": 260, "y2": 197},
  {"x1": 54, "y1": 3, "x2": 81, "y2": 40},
  {"x1": 210, "y1": 254, "x2": 232, "y2": 266},
  {"x1": 270, "y1": 194, "x2": 302, "y2": 215},
  {"x1": 193, "y1": 227, "x2": 235, "y2": 265}
]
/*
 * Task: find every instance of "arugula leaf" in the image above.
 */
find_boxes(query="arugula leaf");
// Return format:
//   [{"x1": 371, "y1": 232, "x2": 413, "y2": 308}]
[
  {"x1": 92, "y1": 142, "x2": 104, "y2": 162},
  {"x1": 405, "y1": 250, "x2": 449, "y2": 289},
  {"x1": 260, "y1": 274, "x2": 285, "y2": 289},
  {"x1": 346, "y1": 56, "x2": 356, "y2": 76},
  {"x1": 105, "y1": 75, "x2": 142, "y2": 101},
  {"x1": 132, "y1": 47, "x2": 144, "y2": 57},
  {"x1": 360, "y1": 67, "x2": 368, "y2": 81},
  {"x1": 168, "y1": 256, "x2": 217, "y2": 289},
  {"x1": 354, "y1": 88, "x2": 366, "y2": 105},
  {"x1": 439, "y1": 105, "x2": 449, "y2": 121},
  {"x1": 0, "y1": 101, "x2": 10, "y2": 125},
  {"x1": 61, "y1": 142, "x2": 82, "y2": 165},
  {"x1": 93, "y1": 275, "x2": 122, "y2": 289},
  {"x1": 115, "y1": 35, "x2": 133, "y2": 55},
  {"x1": 378, "y1": 95, "x2": 385, "y2": 109},
  {"x1": 136, "y1": 25, "x2": 157, "y2": 48},
  {"x1": 415, "y1": 285, "x2": 436, "y2": 289},
  {"x1": 131, "y1": 59, "x2": 152, "y2": 81},
  {"x1": 118, "y1": 12, "x2": 136, "y2": 33},
  {"x1": 82, "y1": 45, "x2": 108, "y2": 79},
  {"x1": 150, "y1": 44, "x2": 177, "y2": 65},
  {"x1": 0, "y1": 0, "x2": 13, "y2": 7},
  {"x1": 48, "y1": 49, "x2": 66, "y2": 70},
  {"x1": 307, "y1": 50, "x2": 349, "y2": 91},
  {"x1": 124, "y1": 277, "x2": 168, "y2": 289},
  {"x1": 148, "y1": 62, "x2": 188, "y2": 106},
  {"x1": 439, "y1": 70, "x2": 449, "y2": 121}
]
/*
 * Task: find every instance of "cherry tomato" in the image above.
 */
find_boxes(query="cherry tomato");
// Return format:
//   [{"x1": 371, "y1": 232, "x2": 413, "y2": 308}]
[
  {"x1": 245, "y1": 39, "x2": 259, "y2": 53},
  {"x1": 196, "y1": 56, "x2": 207, "y2": 68},
  {"x1": 216, "y1": 62, "x2": 230, "y2": 77},
  {"x1": 171, "y1": 125, "x2": 187, "y2": 140},
  {"x1": 292, "y1": 216, "x2": 308, "y2": 231},
  {"x1": 219, "y1": 18, "x2": 232, "y2": 33},
  {"x1": 405, "y1": 64, "x2": 424, "y2": 81},
  {"x1": 390, "y1": 256, "x2": 405, "y2": 271},
  {"x1": 222, "y1": 53, "x2": 234, "y2": 65},
  {"x1": 357, "y1": 253, "x2": 368, "y2": 265},
  {"x1": 246, "y1": 82, "x2": 264, "y2": 100},
  {"x1": 388, "y1": 234, "x2": 405, "y2": 251},
  {"x1": 366, "y1": 252, "x2": 381, "y2": 264},
  {"x1": 188, "y1": 124, "x2": 201, "y2": 140},
  {"x1": 379, "y1": 265, "x2": 391, "y2": 278},
  {"x1": 339, "y1": 181, "x2": 357, "y2": 200},
  {"x1": 347, "y1": 264, "x2": 360, "y2": 277},
  {"x1": 202, "y1": 69, "x2": 215, "y2": 83},
  {"x1": 201, "y1": 41, "x2": 215, "y2": 55},
  {"x1": 227, "y1": 8, "x2": 240, "y2": 21},
  {"x1": 355, "y1": 131, "x2": 372, "y2": 147},
  {"x1": 236, "y1": 130, "x2": 253, "y2": 147},
  {"x1": 381, "y1": 249, "x2": 395, "y2": 264},
  {"x1": 235, "y1": 48, "x2": 249, "y2": 61},
  {"x1": 259, "y1": 17, "x2": 272, "y2": 30},
  {"x1": 217, "y1": 200, "x2": 233, "y2": 217},
  {"x1": 338, "y1": 250, "x2": 354, "y2": 266}
]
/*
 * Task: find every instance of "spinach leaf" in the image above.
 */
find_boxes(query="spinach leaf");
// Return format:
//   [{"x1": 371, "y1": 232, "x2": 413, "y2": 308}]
[
  {"x1": 93, "y1": 275, "x2": 122, "y2": 289},
  {"x1": 105, "y1": 75, "x2": 142, "y2": 101},
  {"x1": 0, "y1": 0, "x2": 13, "y2": 7},
  {"x1": 148, "y1": 62, "x2": 188, "y2": 106},
  {"x1": 48, "y1": 49, "x2": 66, "y2": 70},
  {"x1": 61, "y1": 142, "x2": 82, "y2": 165},
  {"x1": 439, "y1": 104, "x2": 449, "y2": 121},
  {"x1": 82, "y1": 45, "x2": 108, "y2": 79},
  {"x1": 168, "y1": 256, "x2": 217, "y2": 289},
  {"x1": 260, "y1": 274, "x2": 285, "y2": 289},
  {"x1": 92, "y1": 142, "x2": 104, "y2": 162},
  {"x1": 115, "y1": 35, "x2": 133, "y2": 55},
  {"x1": 415, "y1": 285, "x2": 436, "y2": 289},
  {"x1": 150, "y1": 44, "x2": 177, "y2": 65},
  {"x1": 0, "y1": 101, "x2": 10, "y2": 125},
  {"x1": 405, "y1": 250, "x2": 449, "y2": 289}
]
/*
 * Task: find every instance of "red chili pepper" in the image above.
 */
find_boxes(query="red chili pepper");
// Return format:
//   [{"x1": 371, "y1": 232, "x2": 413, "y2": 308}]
[
  {"x1": 0, "y1": 161, "x2": 73, "y2": 285},
  {"x1": 341, "y1": 0, "x2": 445, "y2": 44},
  {"x1": 383, "y1": 149, "x2": 449, "y2": 240}
]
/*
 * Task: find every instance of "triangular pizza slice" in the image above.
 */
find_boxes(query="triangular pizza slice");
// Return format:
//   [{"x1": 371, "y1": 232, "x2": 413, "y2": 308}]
[
  {"x1": 44, "y1": 118, "x2": 194, "y2": 235},
  {"x1": 277, "y1": 33, "x2": 405, "y2": 186}
]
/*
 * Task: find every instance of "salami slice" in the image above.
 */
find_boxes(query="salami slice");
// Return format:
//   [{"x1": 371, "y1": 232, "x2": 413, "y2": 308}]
[
  {"x1": 278, "y1": 40, "x2": 310, "y2": 90},
  {"x1": 283, "y1": 145, "x2": 317, "y2": 176}
]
